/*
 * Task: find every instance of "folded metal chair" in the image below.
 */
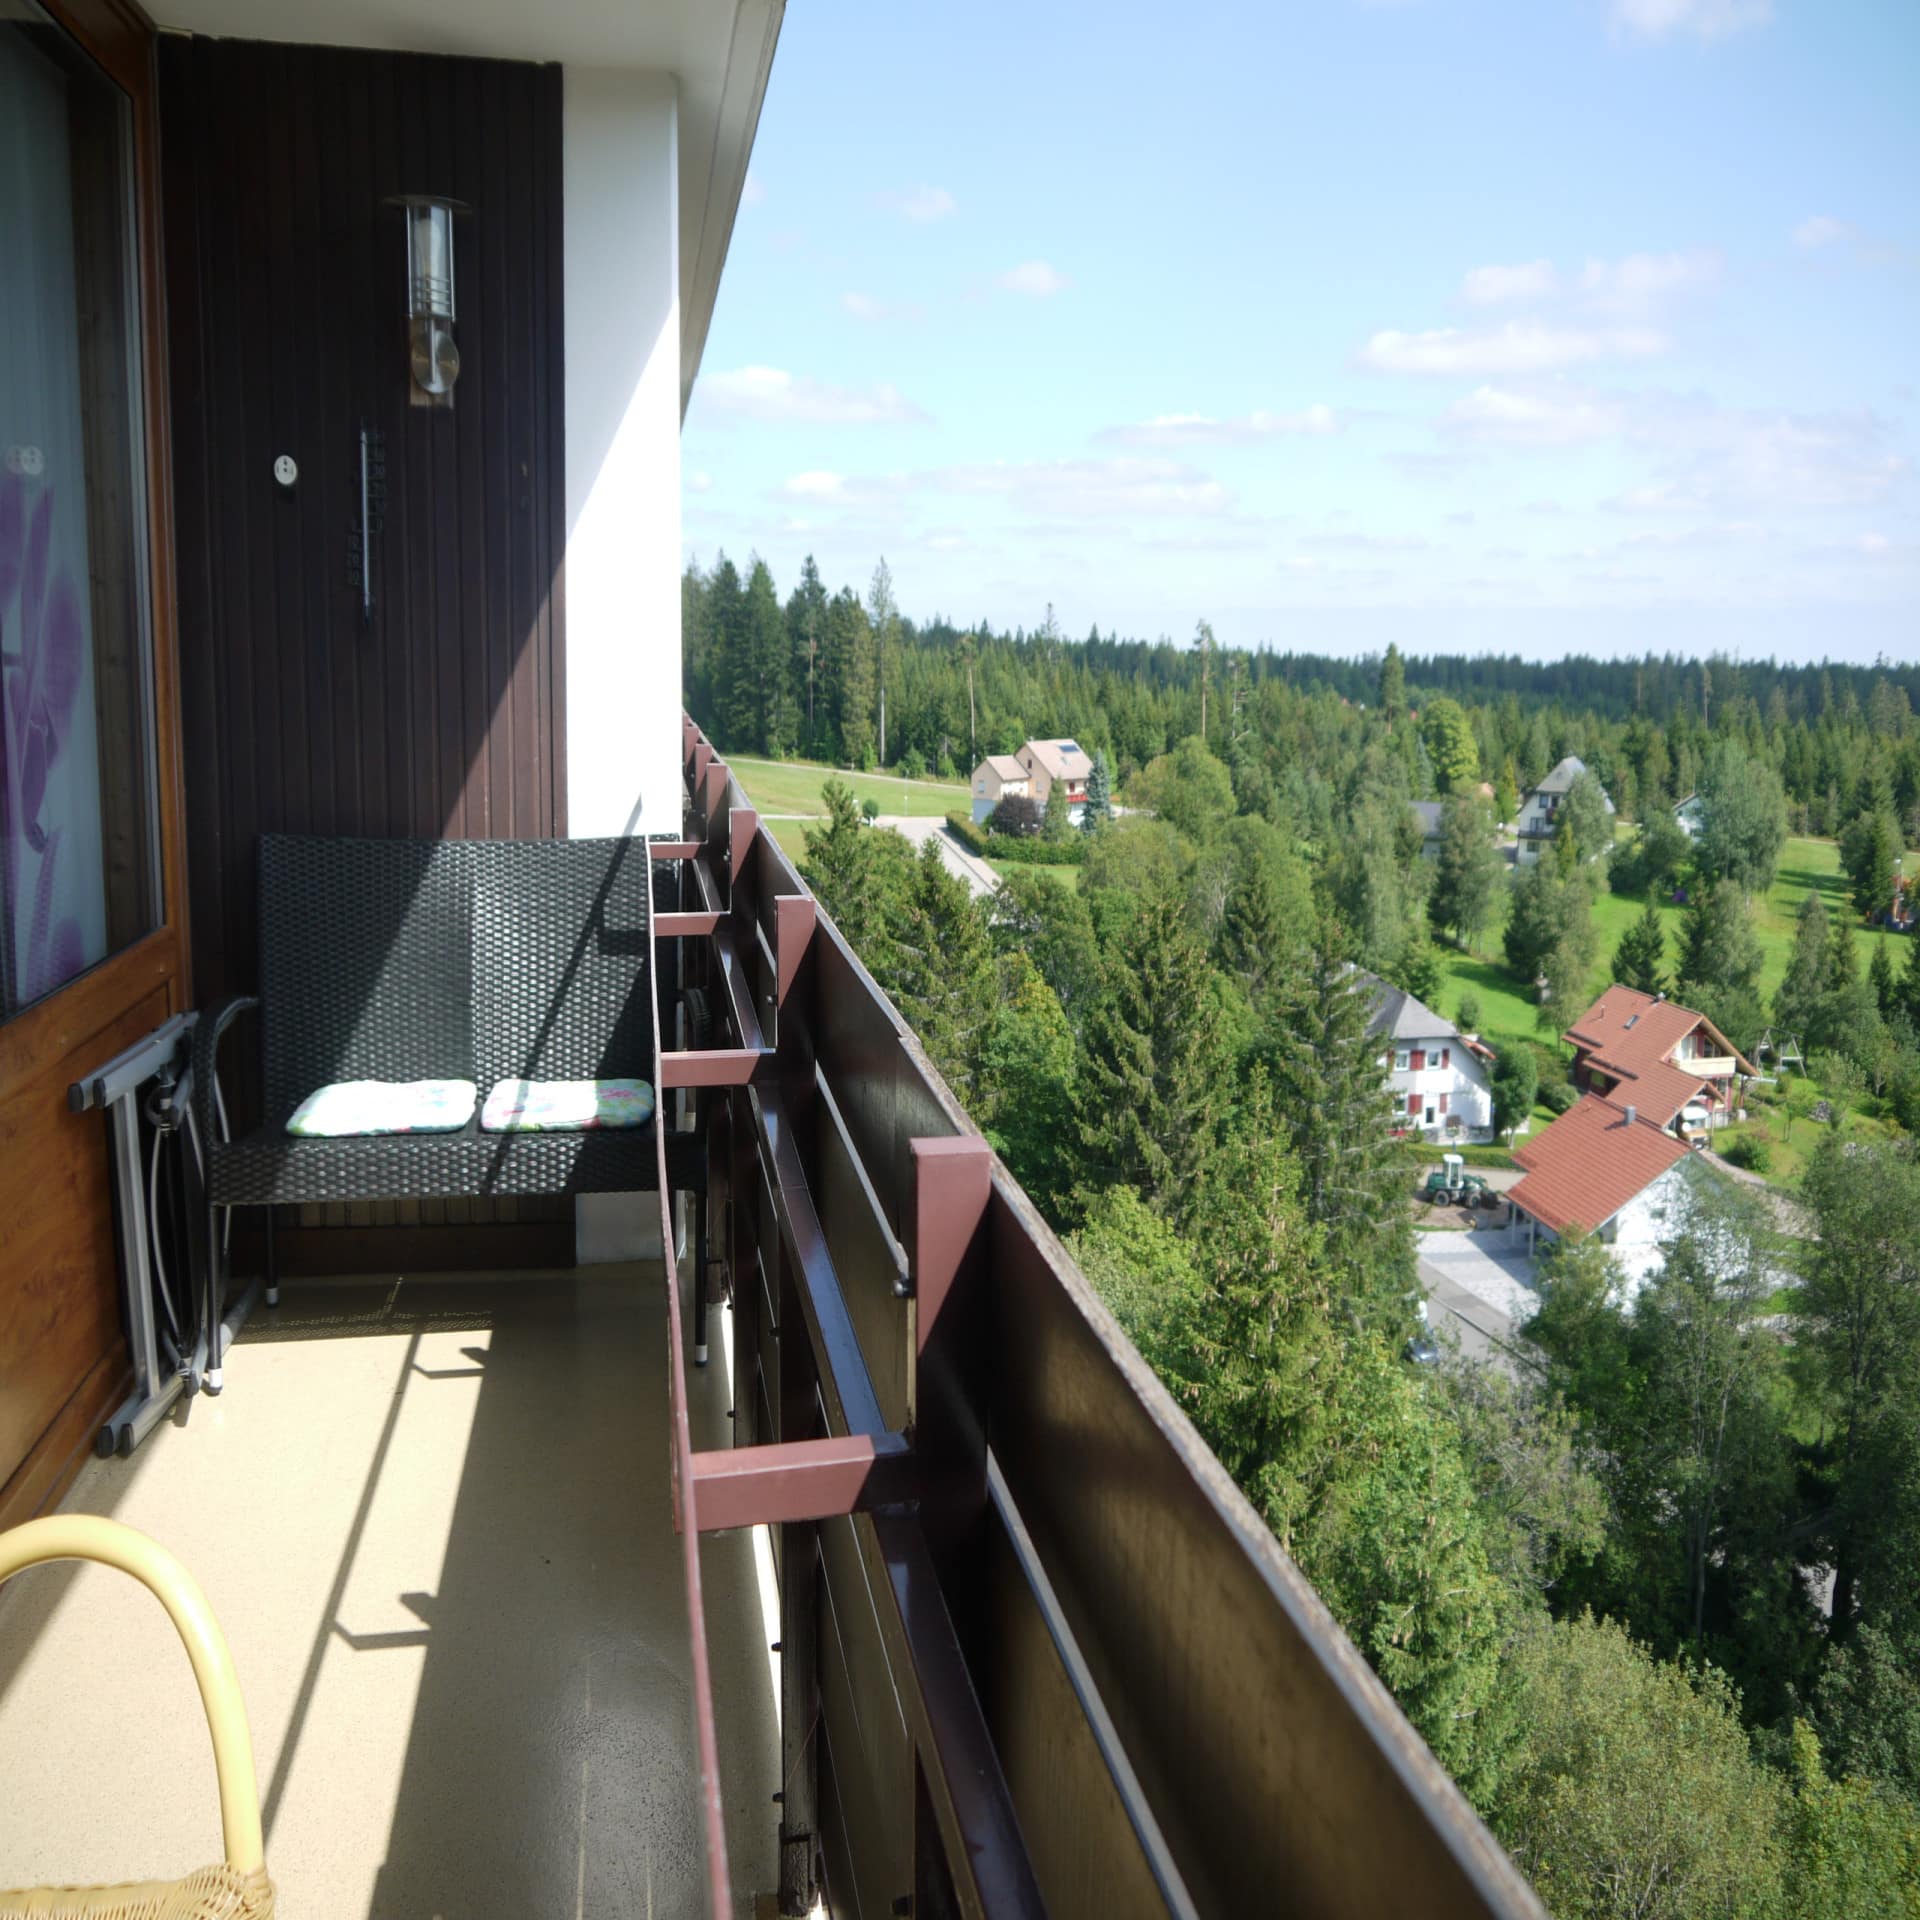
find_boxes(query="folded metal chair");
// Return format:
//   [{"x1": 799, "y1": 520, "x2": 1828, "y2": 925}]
[{"x1": 0, "y1": 1518, "x2": 274, "y2": 1918}]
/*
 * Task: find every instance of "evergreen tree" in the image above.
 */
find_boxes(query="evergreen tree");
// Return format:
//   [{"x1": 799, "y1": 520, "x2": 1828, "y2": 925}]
[
  {"x1": 1378, "y1": 643, "x2": 1406, "y2": 724},
  {"x1": 1220, "y1": 855, "x2": 1293, "y2": 1006},
  {"x1": 1678, "y1": 879, "x2": 1764, "y2": 998},
  {"x1": 1263, "y1": 922, "x2": 1413, "y2": 1324},
  {"x1": 785, "y1": 555, "x2": 828, "y2": 751},
  {"x1": 1869, "y1": 937, "x2": 1898, "y2": 1021},
  {"x1": 738, "y1": 555, "x2": 796, "y2": 755},
  {"x1": 800, "y1": 779, "x2": 903, "y2": 964},
  {"x1": 1613, "y1": 896, "x2": 1669, "y2": 996},
  {"x1": 824, "y1": 587, "x2": 876, "y2": 766},
  {"x1": 1796, "y1": 1137, "x2": 1920, "y2": 1649},
  {"x1": 1774, "y1": 891, "x2": 1832, "y2": 1038},
  {"x1": 1677, "y1": 880, "x2": 1766, "y2": 1051},
  {"x1": 1901, "y1": 923, "x2": 1920, "y2": 1027},
  {"x1": 887, "y1": 839, "x2": 999, "y2": 1106},
  {"x1": 1080, "y1": 750, "x2": 1113, "y2": 832},
  {"x1": 704, "y1": 553, "x2": 750, "y2": 747},
  {"x1": 1042, "y1": 778, "x2": 1073, "y2": 842},
  {"x1": 1430, "y1": 792, "x2": 1502, "y2": 949},
  {"x1": 1694, "y1": 737, "x2": 1789, "y2": 894},
  {"x1": 1074, "y1": 882, "x2": 1232, "y2": 1218},
  {"x1": 979, "y1": 955, "x2": 1076, "y2": 1214},
  {"x1": 1558, "y1": 769, "x2": 1613, "y2": 869}
]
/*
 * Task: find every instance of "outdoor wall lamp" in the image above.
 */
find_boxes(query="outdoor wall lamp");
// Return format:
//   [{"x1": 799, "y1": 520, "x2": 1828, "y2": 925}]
[{"x1": 388, "y1": 194, "x2": 468, "y2": 406}]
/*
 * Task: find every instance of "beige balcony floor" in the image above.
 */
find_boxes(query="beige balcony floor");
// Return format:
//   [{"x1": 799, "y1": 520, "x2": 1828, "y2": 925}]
[{"x1": 0, "y1": 1266, "x2": 777, "y2": 1918}]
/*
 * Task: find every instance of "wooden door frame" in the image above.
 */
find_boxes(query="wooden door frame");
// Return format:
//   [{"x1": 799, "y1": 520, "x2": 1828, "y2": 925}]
[{"x1": 0, "y1": 0, "x2": 190, "y2": 1529}]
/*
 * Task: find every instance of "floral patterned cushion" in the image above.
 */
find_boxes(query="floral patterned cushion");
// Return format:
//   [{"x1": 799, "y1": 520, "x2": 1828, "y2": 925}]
[
  {"x1": 479, "y1": 1078, "x2": 655, "y2": 1133},
  {"x1": 285, "y1": 1079, "x2": 477, "y2": 1137}
]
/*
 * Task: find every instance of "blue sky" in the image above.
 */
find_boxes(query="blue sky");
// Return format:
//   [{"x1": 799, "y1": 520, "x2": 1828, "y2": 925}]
[{"x1": 683, "y1": 0, "x2": 1918, "y2": 662}]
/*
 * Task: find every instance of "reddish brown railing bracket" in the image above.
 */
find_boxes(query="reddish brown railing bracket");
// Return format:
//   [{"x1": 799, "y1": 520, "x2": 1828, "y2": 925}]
[
  {"x1": 729, "y1": 805, "x2": 758, "y2": 886},
  {"x1": 656, "y1": 910, "x2": 722, "y2": 938},
  {"x1": 687, "y1": 1430, "x2": 914, "y2": 1533},
  {"x1": 660, "y1": 1047, "x2": 773, "y2": 1088},
  {"x1": 775, "y1": 895, "x2": 815, "y2": 1010}
]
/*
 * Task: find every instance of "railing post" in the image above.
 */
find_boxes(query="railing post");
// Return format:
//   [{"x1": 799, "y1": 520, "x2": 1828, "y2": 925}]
[
  {"x1": 908, "y1": 1137, "x2": 994, "y2": 1617},
  {"x1": 776, "y1": 1236, "x2": 823, "y2": 1915}
]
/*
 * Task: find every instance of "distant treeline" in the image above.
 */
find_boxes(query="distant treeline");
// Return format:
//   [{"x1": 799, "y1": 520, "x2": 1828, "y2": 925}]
[{"x1": 684, "y1": 552, "x2": 1920, "y2": 834}]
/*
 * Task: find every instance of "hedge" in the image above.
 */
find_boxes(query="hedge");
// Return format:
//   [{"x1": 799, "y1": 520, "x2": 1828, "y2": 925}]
[{"x1": 944, "y1": 811, "x2": 1086, "y2": 866}]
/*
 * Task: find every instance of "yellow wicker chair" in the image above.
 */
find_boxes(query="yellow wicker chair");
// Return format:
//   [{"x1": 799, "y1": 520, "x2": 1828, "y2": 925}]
[{"x1": 0, "y1": 1518, "x2": 275, "y2": 1918}]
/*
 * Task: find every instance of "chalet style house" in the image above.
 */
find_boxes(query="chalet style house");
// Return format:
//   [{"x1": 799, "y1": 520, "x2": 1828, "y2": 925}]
[
  {"x1": 1514, "y1": 755, "x2": 1614, "y2": 863},
  {"x1": 1361, "y1": 973, "x2": 1496, "y2": 1142},
  {"x1": 1507, "y1": 984, "x2": 1753, "y2": 1291},
  {"x1": 970, "y1": 753, "x2": 1032, "y2": 823},
  {"x1": 1562, "y1": 984, "x2": 1753, "y2": 1136}
]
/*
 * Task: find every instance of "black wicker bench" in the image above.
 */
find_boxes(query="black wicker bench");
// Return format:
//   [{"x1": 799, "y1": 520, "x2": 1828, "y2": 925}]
[{"x1": 194, "y1": 834, "x2": 702, "y2": 1308}]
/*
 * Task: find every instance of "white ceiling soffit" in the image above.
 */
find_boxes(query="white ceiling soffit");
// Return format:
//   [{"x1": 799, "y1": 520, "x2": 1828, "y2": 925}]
[{"x1": 150, "y1": 0, "x2": 785, "y2": 417}]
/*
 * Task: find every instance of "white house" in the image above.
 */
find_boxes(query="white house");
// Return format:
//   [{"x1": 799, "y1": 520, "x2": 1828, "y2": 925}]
[
  {"x1": 1360, "y1": 973, "x2": 1496, "y2": 1142},
  {"x1": 971, "y1": 753, "x2": 1032, "y2": 824},
  {"x1": 1508, "y1": 1093, "x2": 1729, "y2": 1299},
  {"x1": 1674, "y1": 792, "x2": 1705, "y2": 839},
  {"x1": 1515, "y1": 755, "x2": 1614, "y2": 864},
  {"x1": 1018, "y1": 738, "x2": 1092, "y2": 815}
]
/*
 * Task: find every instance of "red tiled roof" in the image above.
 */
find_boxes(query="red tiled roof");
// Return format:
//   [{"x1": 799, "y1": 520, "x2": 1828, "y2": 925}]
[
  {"x1": 1510, "y1": 1094, "x2": 1689, "y2": 1235},
  {"x1": 1563, "y1": 984, "x2": 1757, "y2": 1088}
]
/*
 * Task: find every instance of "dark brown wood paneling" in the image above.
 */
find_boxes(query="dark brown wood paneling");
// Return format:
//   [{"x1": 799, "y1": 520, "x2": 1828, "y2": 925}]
[{"x1": 160, "y1": 38, "x2": 567, "y2": 1018}]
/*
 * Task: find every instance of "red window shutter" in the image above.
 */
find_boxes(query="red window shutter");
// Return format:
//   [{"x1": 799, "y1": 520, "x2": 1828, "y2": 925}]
[
  {"x1": 1439, "y1": 1047, "x2": 1450, "y2": 1070},
  {"x1": 1410, "y1": 1049, "x2": 1425, "y2": 1073},
  {"x1": 1439, "y1": 1092, "x2": 1450, "y2": 1114}
]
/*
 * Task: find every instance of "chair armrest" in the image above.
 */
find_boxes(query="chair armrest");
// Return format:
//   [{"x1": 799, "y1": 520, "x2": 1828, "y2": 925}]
[
  {"x1": 0, "y1": 1516, "x2": 265, "y2": 1875},
  {"x1": 193, "y1": 993, "x2": 259, "y2": 1150}
]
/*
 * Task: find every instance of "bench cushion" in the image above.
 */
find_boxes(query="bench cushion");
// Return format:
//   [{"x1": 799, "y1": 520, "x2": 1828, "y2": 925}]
[
  {"x1": 286, "y1": 1079, "x2": 477, "y2": 1137},
  {"x1": 480, "y1": 1078, "x2": 654, "y2": 1133}
]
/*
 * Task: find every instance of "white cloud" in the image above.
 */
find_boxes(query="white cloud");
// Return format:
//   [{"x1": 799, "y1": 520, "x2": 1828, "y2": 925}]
[
  {"x1": 879, "y1": 185, "x2": 956, "y2": 223},
  {"x1": 1357, "y1": 322, "x2": 1666, "y2": 374},
  {"x1": 1578, "y1": 249, "x2": 1722, "y2": 310},
  {"x1": 1298, "y1": 530, "x2": 1429, "y2": 552},
  {"x1": 741, "y1": 172, "x2": 766, "y2": 207},
  {"x1": 1611, "y1": 0, "x2": 1770, "y2": 41},
  {"x1": 997, "y1": 260, "x2": 1071, "y2": 297},
  {"x1": 780, "y1": 471, "x2": 848, "y2": 501},
  {"x1": 1444, "y1": 385, "x2": 1622, "y2": 447},
  {"x1": 841, "y1": 291, "x2": 926, "y2": 324},
  {"x1": 928, "y1": 456, "x2": 1227, "y2": 518},
  {"x1": 1794, "y1": 215, "x2": 1852, "y2": 249},
  {"x1": 1098, "y1": 404, "x2": 1339, "y2": 447},
  {"x1": 699, "y1": 365, "x2": 930, "y2": 426},
  {"x1": 1462, "y1": 260, "x2": 1559, "y2": 305}
]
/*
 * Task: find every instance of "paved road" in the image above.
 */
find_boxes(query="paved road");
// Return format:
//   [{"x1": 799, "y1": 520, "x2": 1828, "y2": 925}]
[
  {"x1": 1416, "y1": 1229, "x2": 1541, "y2": 1373},
  {"x1": 876, "y1": 815, "x2": 1000, "y2": 899}
]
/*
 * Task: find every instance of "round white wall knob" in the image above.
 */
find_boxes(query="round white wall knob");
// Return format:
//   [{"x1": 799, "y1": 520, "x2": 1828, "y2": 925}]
[{"x1": 273, "y1": 454, "x2": 298, "y2": 487}]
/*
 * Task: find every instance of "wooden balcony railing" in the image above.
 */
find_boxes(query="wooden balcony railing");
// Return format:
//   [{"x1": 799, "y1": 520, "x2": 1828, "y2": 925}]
[{"x1": 649, "y1": 716, "x2": 1546, "y2": 1919}]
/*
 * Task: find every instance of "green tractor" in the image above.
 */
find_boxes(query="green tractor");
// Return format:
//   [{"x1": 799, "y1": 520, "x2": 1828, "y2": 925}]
[{"x1": 1417, "y1": 1152, "x2": 1492, "y2": 1208}]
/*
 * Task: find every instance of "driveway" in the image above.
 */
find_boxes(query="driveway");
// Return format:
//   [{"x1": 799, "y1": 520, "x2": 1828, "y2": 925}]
[
  {"x1": 876, "y1": 814, "x2": 999, "y2": 899},
  {"x1": 1416, "y1": 1229, "x2": 1542, "y2": 1371}
]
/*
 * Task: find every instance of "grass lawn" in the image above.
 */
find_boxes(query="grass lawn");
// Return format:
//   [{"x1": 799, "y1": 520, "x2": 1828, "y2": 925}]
[
  {"x1": 727, "y1": 755, "x2": 968, "y2": 820},
  {"x1": 1432, "y1": 834, "x2": 1918, "y2": 1056},
  {"x1": 764, "y1": 818, "x2": 814, "y2": 869}
]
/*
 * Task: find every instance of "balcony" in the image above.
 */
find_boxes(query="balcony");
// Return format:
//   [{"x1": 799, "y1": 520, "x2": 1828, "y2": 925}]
[{"x1": 0, "y1": 719, "x2": 1545, "y2": 1918}]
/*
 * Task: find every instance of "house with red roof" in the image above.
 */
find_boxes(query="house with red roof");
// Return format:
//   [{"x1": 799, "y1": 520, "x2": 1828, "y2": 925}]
[
  {"x1": 1507, "y1": 1095, "x2": 1699, "y2": 1293},
  {"x1": 1507, "y1": 983, "x2": 1752, "y2": 1293},
  {"x1": 1561, "y1": 983, "x2": 1755, "y2": 1139}
]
